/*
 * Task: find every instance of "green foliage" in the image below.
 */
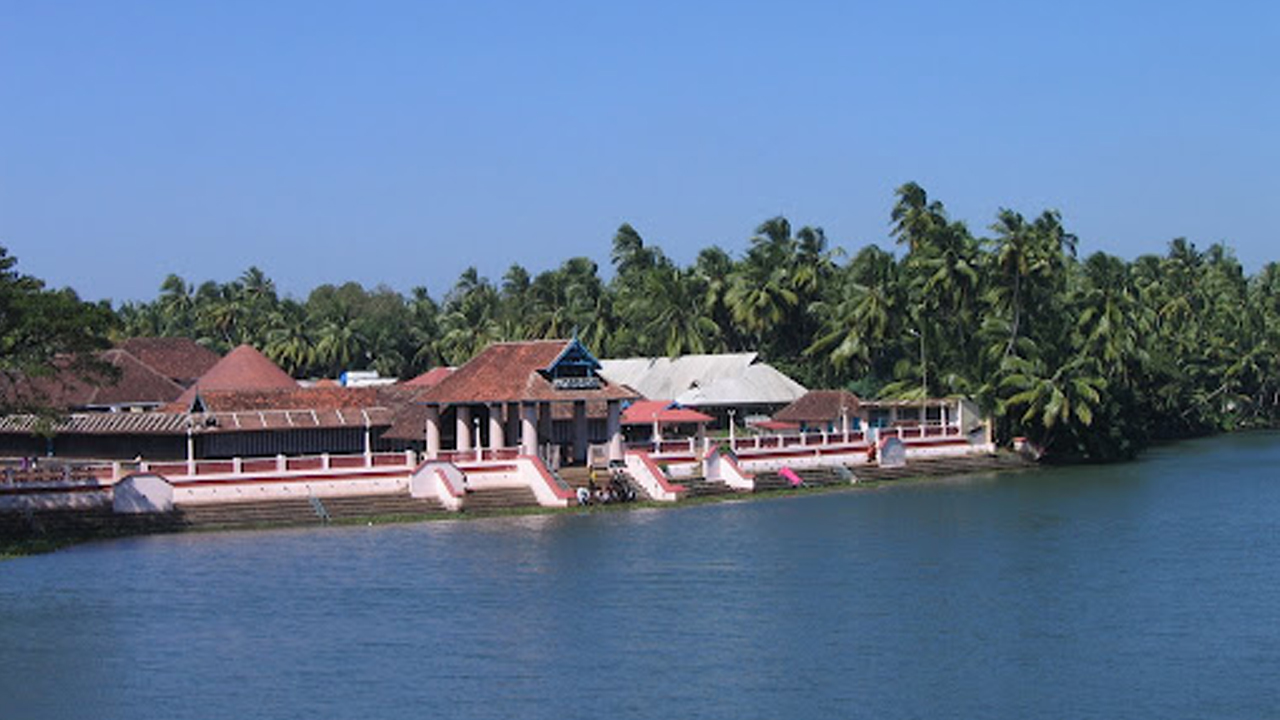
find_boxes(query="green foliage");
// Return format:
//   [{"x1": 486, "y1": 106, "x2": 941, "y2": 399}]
[
  {"x1": 108, "y1": 187, "x2": 1280, "y2": 461},
  {"x1": 0, "y1": 245, "x2": 117, "y2": 414}
]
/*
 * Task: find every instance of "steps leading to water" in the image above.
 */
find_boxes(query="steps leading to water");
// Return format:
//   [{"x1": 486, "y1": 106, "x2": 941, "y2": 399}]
[
  {"x1": 462, "y1": 486, "x2": 540, "y2": 513},
  {"x1": 174, "y1": 498, "x2": 323, "y2": 529},
  {"x1": 851, "y1": 452, "x2": 1032, "y2": 483},
  {"x1": 678, "y1": 477, "x2": 736, "y2": 499},
  {"x1": 752, "y1": 466, "x2": 851, "y2": 492},
  {"x1": 0, "y1": 507, "x2": 184, "y2": 540},
  {"x1": 555, "y1": 465, "x2": 651, "y2": 503},
  {"x1": 313, "y1": 494, "x2": 446, "y2": 520}
]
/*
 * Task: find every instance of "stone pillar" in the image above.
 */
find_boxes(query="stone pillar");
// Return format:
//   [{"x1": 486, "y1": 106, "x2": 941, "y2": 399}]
[
  {"x1": 507, "y1": 402, "x2": 521, "y2": 447},
  {"x1": 538, "y1": 402, "x2": 552, "y2": 458},
  {"x1": 424, "y1": 406, "x2": 441, "y2": 459},
  {"x1": 520, "y1": 403, "x2": 538, "y2": 456},
  {"x1": 456, "y1": 405, "x2": 472, "y2": 452},
  {"x1": 573, "y1": 401, "x2": 588, "y2": 465},
  {"x1": 606, "y1": 400, "x2": 623, "y2": 462},
  {"x1": 489, "y1": 403, "x2": 505, "y2": 451}
]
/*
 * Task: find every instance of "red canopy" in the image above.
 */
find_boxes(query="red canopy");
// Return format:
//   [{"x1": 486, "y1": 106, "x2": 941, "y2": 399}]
[{"x1": 622, "y1": 399, "x2": 714, "y2": 426}]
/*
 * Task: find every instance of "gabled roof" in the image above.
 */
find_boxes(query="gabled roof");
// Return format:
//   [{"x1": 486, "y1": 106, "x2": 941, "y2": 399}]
[
  {"x1": 414, "y1": 339, "x2": 637, "y2": 406},
  {"x1": 621, "y1": 400, "x2": 714, "y2": 426},
  {"x1": 403, "y1": 366, "x2": 454, "y2": 388},
  {"x1": 598, "y1": 354, "x2": 807, "y2": 406},
  {"x1": 172, "y1": 344, "x2": 297, "y2": 411},
  {"x1": 772, "y1": 390, "x2": 862, "y2": 424},
  {"x1": 115, "y1": 337, "x2": 221, "y2": 386}
]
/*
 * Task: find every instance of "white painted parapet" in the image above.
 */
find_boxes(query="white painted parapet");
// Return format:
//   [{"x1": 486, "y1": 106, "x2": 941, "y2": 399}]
[
  {"x1": 703, "y1": 445, "x2": 754, "y2": 491},
  {"x1": 623, "y1": 451, "x2": 685, "y2": 502},
  {"x1": 411, "y1": 461, "x2": 466, "y2": 512},
  {"x1": 515, "y1": 456, "x2": 575, "y2": 508},
  {"x1": 113, "y1": 474, "x2": 174, "y2": 513}
]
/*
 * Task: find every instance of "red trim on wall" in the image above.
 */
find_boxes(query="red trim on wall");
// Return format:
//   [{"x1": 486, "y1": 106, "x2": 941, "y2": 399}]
[
  {"x1": 633, "y1": 451, "x2": 687, "y2": 494},
  {"x1": 170, "y1": 467, "x2": 410, "y2": 488}
]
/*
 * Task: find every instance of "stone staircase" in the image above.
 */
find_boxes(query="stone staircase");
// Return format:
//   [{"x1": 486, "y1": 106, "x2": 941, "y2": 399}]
[
  {"x1": 461, "y1": 486, "x2": 541, "y2": 513},
  {"x1": 315, "y1": 494, "x2": 446, "y2": 520},
  {"x1": 677, "y1": 476, "x2": 737, "y2": 499},
  {"x1": 557, "y1": 465, "x2": 651, "y2": 502},
  {"x1": 0, "y1": 507, "x2": 184, "y2": 540},
  {"x1": 174, "y1": 499, "x2": 324, "y2": 529},
  {"x1": 851, "y1": 452, "x2": 1033, "y2": 483},
  {"x1": 752, "y1": 466, "x2": 852, "y2": 493}
]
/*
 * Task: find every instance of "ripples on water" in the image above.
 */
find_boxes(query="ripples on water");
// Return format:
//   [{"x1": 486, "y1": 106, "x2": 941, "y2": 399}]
[{"x1": 2, "y1": 433, "x2": 1279, "y2": 719}]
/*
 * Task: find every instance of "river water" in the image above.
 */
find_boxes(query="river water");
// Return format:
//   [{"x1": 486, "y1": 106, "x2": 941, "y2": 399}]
[{"x1": 2, "y1": 432, "x2": 1278, "y2": 719}]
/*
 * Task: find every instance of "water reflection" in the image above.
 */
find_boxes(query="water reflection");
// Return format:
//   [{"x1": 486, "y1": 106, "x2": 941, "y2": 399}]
[{"x1": 2, "y1": 433, "x2": 1279, "y2": 719}]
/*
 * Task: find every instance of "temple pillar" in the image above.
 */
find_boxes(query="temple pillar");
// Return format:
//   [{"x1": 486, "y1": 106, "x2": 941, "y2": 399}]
[
  {"x1": 573, "y1": 401, "x2": 588, "y2": 465},
  {"x1": 606, "y1": 400, "x2": 623, "y2": 461},
  {"x1": 520, "y1": 403, "x2": 538, "y2": 456},
  {"x1": 456, "y1": 405, "x2": 472, "y2": 452},
  {"x1": 424, "y1": 406, "x2": 441, "y2": 459},
  {"x1": 489, "y1": 403, "x2": 505, "y2": 450},
  {"x1": 507, "y1": 402, "x2": 521, "y2": 447}
]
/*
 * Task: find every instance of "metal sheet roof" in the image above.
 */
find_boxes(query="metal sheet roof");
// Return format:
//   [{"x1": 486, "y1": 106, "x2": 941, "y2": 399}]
[{"x1": 599, "y1": 354, "x2": 806, "y2": 406}]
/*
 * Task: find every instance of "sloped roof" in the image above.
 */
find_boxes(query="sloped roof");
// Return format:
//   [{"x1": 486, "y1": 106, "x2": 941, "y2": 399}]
[
  {"x1": 0, "y1": 349, "x2": 186, "y2": 410},
  {"x1": 415, "y1": 340, "x2": 637, "y2": 406},
  {"x1": 621, "y1": 400, "x2": 714, "y2": 426},
  {"x1": 404, "y1": 366, "x2": 454, "y2": 388},
  {"x1": 0, "y1": 407, "x2": 395, "y2": 436},
  {"x1": 116, "y1": 337, "x2": 221, "y2": 386},
  {"x1": 173, "y1": 344, "x2": 297, "y2": 409},
  {"x1": 185, "y1": 386, "x2": 381, "y2": 413},
  {"x1": 598, "y1": 354, "x2": 807, "y2": 406},
  {"x1": 88, "y1": 350, "x2": 187, "y2": 406},
  {"x1": 772, "y1": 390, "x2": 862, "y2": 424},
  {"x1": 0, "y1": 411, "x2": 193, "y2": 436}
]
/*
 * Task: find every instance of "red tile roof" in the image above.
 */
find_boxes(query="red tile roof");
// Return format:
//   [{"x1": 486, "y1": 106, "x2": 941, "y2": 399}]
[
  {"x1": 414, "y1": 340, "x2": 637, "y2": 405},
  {"x1": 0, "y1": 350, "x2": 186, "y2": 410},
  {"x1": 89, "y1": 350, "x2": 187, "y2": 406},
  {"x1": 772, "y1": 390, "x2": 862, "y2": 424},
  {"x1": 190, "y1": 387, "x2": 378, "y2": 412},
  {"x1": 172, "y1": 344, "x2": 297, "y2": 409},
  {"x1": 622, "y1": 400, "x2": 714, "y2": 425},
  {"x1": 404, "y1": 366, "x2": 454, "y2": 387},
  {"x1": 116, "y1": 337, "x2": 221, "y2": 386}
]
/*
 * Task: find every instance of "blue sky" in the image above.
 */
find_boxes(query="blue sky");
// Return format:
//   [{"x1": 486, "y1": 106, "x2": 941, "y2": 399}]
[{"x1": 2, "y1": 0, "x2": 1276, "y2": 303}]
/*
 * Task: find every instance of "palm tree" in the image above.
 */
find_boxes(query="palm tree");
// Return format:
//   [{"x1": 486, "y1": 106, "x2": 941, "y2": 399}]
[
  {"x1": 264, "y1": 302, "x2": 316, "y2": 376},
  {"x1": 806, "y1": 246, "x2": 901, "y2": 378},
  {"x1": 1000, "y1": 354, "x2": 1106, "y2": 452},
  {"x1": 636, "y1": 265, "x2": 721, "y2": 356}
]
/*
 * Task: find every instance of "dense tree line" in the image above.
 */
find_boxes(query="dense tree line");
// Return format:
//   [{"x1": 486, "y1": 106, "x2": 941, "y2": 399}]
[{"x1": 109, "y1": 183, "x2": 1280, "y2": 460}]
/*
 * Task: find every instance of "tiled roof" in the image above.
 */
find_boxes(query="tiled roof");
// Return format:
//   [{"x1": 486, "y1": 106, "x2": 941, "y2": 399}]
[
  {"x1": 403, "y1": 366, "x2": 454, "y2": 387},
  {"x1": 0, "y1": 412, "x2": 193, "y2": 436},
  {"x1": 772, "y1": 390, "x2": 862, "y2": 424},
  {"x1": 173, "y1": 344, "x2": 297, "y2": 409},
  {"x1": 199, "y1": 406, "x2": 394, "y2": 432},
  {"x1": 621, "y1": 399, "x2": 714, "y2": 425},
  {"x1": 0, "y1": 350, "x2": 186, "y2": 410},
  {"x1": 0, "y1": 407, "x2": 395, "y2": 436},
  {"x1": 414, "y1": 340, "x2": 637, "y2": 405},
  {"x1": 88, "y1": 350, "x2": 187, "y2": 406},
  {"x1": 116, "y1": 337, "x2": 221, "y2": 386},
  {"x1": 189, "y1": 387, "x2": 381, "y2": 413}
]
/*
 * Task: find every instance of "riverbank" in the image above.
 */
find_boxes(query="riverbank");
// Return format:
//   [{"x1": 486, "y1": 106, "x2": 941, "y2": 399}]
[{"x1": 1, "y1": 451, "x2": 1036, "y2": 559}]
